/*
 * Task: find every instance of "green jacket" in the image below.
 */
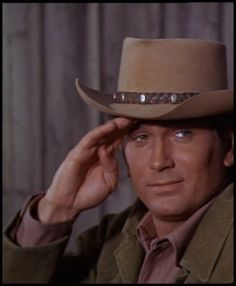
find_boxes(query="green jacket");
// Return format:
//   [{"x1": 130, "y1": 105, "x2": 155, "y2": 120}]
[{"x1": 3, "y1": 184, "x2": 233, "y2": 283}]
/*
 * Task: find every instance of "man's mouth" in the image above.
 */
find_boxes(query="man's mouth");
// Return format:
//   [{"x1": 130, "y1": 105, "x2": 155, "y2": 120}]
[{"x1": 147, "y1": 179, "x2": 184, "y2": 187}]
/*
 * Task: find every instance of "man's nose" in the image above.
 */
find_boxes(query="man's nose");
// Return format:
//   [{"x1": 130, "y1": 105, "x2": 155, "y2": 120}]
[{"x1": 150, "y1": 140, "x2": 174, "y2": 172}]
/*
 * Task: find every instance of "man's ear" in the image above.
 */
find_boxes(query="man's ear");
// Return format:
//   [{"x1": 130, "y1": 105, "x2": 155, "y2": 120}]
[{"x1": 224, "y1": 131, "x2": 234, "y2": 167}]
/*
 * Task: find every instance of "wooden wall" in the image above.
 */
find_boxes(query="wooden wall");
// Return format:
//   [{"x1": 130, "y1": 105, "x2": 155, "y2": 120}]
[{"x1": 3, "y1": 3, "x2": 233, "y2": 250}]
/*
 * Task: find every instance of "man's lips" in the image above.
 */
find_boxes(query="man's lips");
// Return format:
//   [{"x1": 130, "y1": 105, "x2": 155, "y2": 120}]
[{"x1": 147, "y1": 179, "x2": 184, "y2": 187}]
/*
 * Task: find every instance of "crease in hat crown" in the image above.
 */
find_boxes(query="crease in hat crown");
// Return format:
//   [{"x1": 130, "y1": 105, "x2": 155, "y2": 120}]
[
  {"x1": 75, "y1": 37, "x2": 233, "y2": 120},
  {"x1": 117, "y1": 37, "x2": 228, "y2": 93}
]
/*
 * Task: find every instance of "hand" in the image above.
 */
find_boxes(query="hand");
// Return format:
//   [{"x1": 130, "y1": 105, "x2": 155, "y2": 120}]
[{"x1": 38, "y1": 117, "x2": 134, "y2": 224}]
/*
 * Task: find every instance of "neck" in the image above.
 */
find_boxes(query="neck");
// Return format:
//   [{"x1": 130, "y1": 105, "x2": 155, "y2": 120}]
[{"x1": 151, "y1": 215, "x2": 186, "y2": 238}]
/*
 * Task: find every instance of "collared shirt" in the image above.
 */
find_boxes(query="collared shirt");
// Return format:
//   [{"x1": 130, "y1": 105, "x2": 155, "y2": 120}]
[
  {"x1": 16, "y1": 194, "x2": 215, "y2": 283},
  {"x1": 16, "y1": 194, "x2": 74, "y2": 247},
  {"x1": 136, "y1": 197, "x2": 216, "y2": 283}
]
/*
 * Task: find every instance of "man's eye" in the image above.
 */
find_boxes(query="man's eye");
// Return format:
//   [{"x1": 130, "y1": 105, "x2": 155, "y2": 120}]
[
  {"x1": 131, "y1": 134, "x2": 149, "y2": 142},
  {"x1": 174, "y1": 130, "x2": 193, "y2": 138},
  {"x1": 136, "y1": 134, "x2": 148, "y2": 141}
]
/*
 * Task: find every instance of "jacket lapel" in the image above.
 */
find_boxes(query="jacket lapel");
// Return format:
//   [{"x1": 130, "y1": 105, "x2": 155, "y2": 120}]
[
  {"x1": 114, "y1": 236, "x2": 144, "y2": 282},
  {"x1": 178, "y1": 184, "x2": 233, "y2": 283},
  {"x1": 113, "y1": 200, "x2": 146, "y2": 283}
]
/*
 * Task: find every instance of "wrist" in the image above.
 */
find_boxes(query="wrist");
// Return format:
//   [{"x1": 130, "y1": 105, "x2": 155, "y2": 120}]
[{"x1": 37, "y1": 197, "x2": 79, "y2": 224}]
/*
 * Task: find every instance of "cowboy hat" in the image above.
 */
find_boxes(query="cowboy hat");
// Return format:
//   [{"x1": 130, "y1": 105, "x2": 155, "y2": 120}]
[{"x1": 75, "y1": 37, "x2": 233, "y2": 120}]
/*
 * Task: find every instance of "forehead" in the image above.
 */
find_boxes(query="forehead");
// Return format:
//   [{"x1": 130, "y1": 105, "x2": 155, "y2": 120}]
[{"x1": 127, "y1": 118, "x2": 215, "y2": 133}]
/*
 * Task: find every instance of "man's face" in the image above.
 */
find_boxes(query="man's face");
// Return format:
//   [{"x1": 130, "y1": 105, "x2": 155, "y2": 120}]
[{"x1": 124, "y1": 119, "x2": 233, "y2": 221}]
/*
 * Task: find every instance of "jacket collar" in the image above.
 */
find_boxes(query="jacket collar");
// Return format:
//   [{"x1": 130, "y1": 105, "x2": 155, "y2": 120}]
[{"x1": 179, "y1": 183, "x2": 234, "y2": 283}]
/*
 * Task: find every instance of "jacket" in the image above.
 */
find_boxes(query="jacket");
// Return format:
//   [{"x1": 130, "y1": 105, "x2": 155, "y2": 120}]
[{"x1": 3, "y1": 183, "x2": 233, "y2": 283}]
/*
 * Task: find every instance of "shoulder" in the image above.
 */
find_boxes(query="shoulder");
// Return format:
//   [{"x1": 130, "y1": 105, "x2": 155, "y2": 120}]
[{"x1": 79, "y1": 204, "x2": 133, "y2": 243}]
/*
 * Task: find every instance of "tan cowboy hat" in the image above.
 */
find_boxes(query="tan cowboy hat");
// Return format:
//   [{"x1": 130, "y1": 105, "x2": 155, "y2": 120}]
[{"x1": 75, "y1": 37, "x2": 233, "y2": 120}]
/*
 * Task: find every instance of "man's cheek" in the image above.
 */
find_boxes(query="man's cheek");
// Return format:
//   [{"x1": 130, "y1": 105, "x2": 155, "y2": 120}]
[{"x1": 130, "y1": 170, "x2": 145, "y2": 188}]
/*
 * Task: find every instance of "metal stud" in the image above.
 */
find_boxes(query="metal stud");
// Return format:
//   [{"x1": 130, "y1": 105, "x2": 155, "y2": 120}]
[
  {"x1": 113, "y1": 93, "x2": 118, "y2": 101},
  {"x1": 121, "y1": 93, "x2": 125, "y2": 102},
  {"x1": 140, "y1": 94, "x2": 146, "y2": 103},
  {"x1": 170, "y1": 93, "x2": 178, "y2": 103}
]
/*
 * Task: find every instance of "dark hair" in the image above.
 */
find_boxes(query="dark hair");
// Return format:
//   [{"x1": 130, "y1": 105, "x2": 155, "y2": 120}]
[{"x1": 212, "y1": 114, "x2": 234, "y2": 183}]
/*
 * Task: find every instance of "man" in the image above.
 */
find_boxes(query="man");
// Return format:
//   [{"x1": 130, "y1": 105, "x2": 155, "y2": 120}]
[{"x1": 3, "y1": 38, "x2": 234, "y2": 283}]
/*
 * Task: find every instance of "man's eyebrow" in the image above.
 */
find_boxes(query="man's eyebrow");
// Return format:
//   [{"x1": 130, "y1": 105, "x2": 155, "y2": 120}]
[
  {"x1": 126, "y1": 121, "x2": 145, "y2": 135},
  {"x1": 126, "y1": 120, "x2": 165, "y2": 135}
]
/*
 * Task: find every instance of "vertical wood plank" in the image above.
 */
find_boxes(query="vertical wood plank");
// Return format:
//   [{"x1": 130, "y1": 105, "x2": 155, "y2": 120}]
[
  {"x1": 27, "y1": 3, "x2": 44, "y2": 193},
  {"x1": 221, "y1": 2, "x2": 233, "y2": 89},
  {"x1": 3, "y1": 3, "x2": 13, "y2": 196},
  {"x1": 42, "y1": 3, "x2": 88, "y2": 189},
  {"x1": 3, "y1": 3, "x2": 14, "y2": 223},
  {"x1": 4, "y1": 4, "x2": 31, "y2": 194},
  {"x1": 162, "y1": 3, "x2": 190, "y2": 37},
  {"x1": 3, "y1": 3, "x2": 44, "y2": 225}
]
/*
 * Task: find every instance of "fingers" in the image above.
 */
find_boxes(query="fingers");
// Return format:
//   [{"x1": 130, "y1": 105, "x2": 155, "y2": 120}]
[
  {"x1": 98, "y1": 145, "x2": 119, "y2": 192},
  {"x1": 78, "y1": 117, "x2": 135, "y2": 149},
  {"x1": 67, "y1": 117, "x2": 136, "y2": 165},
  {"x1": 83, "y1": 118, "x2": 134, "y2": 147},
  {"x1": 98, "y1": 143, "x2": 117, "y2": 171}
]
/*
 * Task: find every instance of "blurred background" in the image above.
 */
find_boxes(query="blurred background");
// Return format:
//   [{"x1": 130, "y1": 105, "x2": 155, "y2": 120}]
[{"x1": 3, "y1": 2, "x2": 234, "y2": 250}]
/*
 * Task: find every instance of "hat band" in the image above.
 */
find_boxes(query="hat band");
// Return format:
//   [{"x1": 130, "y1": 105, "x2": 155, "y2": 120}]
[{"x1": 113, "y1": 92, "x2": 198, "y2": 104}]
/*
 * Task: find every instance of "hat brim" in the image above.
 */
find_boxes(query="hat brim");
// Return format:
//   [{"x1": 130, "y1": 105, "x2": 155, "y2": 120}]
[{"x1": 75, "y1": 79, "x2": 233, "y2": 120}]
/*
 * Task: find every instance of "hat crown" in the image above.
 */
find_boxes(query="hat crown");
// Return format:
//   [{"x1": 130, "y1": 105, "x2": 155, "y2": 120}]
[{"x1": 118, "y1": 38, "x2": 228, "y2": 93}]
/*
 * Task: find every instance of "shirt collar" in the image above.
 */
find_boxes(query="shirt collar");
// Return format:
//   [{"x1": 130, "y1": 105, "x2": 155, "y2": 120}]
[{"x1": 136, "y1": 196, "x2": 216, "y2": 264}]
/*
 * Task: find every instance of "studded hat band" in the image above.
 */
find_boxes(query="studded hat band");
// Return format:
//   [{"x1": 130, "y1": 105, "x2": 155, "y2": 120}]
[{"x1": 113, "y1": 92, "x2": 198, "y2": 104}]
